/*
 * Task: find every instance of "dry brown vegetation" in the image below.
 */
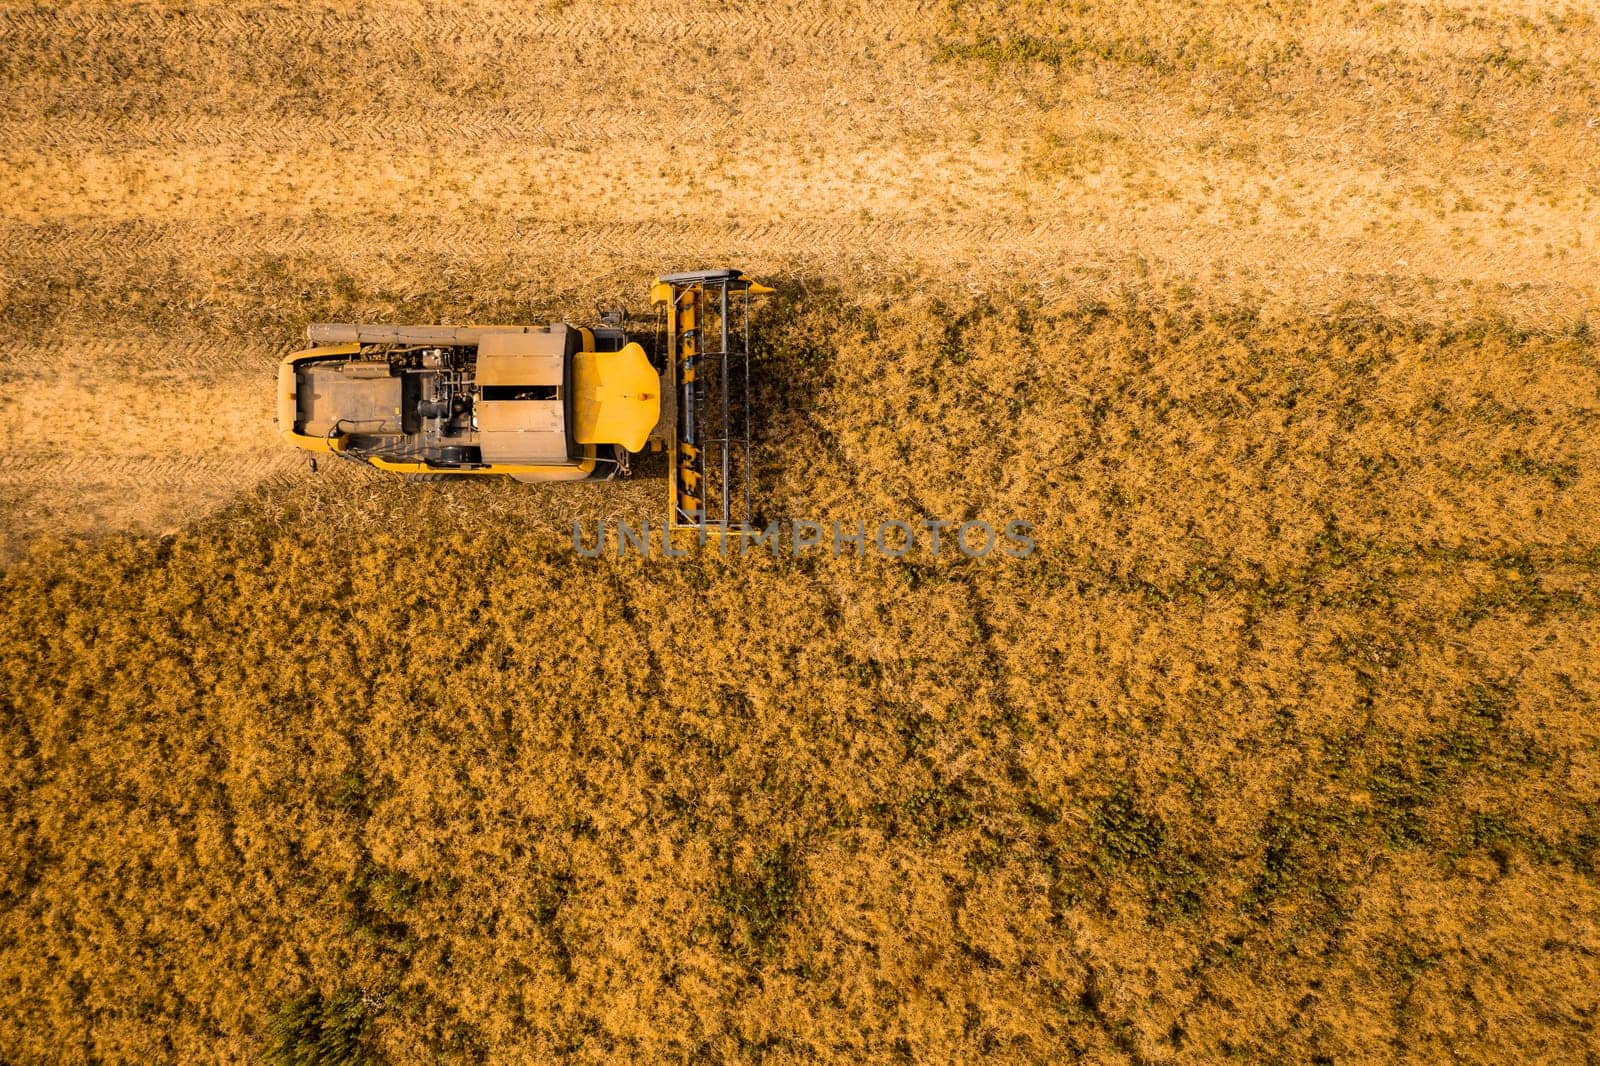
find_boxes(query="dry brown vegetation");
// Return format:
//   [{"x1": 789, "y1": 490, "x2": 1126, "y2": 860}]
[
  {"x1": 5, "y1": 295, "x2": 1599, "y2": 1062},
  {"x1": 2, "y1": 0, "x2": 1599, "y2": 1062}
]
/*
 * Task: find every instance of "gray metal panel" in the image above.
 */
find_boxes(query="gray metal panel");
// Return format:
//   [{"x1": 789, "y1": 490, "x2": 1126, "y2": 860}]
[
  {"x1": 476, "y1": 327, "x2": 567, "y2": 387},
  {"x1": 307, "y1": 323, "x2": 544, "y2": 346},
  {"x1": 658, "y1": 268, "x2": 742, "y2": 284},
  {"x1": 477, "y1": 400, "x2": 569, "y2": 463},
  {"x1": 296, "y1": 364, "x2": 404, "y2": 436}
]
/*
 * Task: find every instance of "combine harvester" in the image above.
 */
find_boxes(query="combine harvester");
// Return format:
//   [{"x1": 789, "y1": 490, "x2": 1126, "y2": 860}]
[{"x1": 278, "y1": 269, "x2": 771, "y2": 538}]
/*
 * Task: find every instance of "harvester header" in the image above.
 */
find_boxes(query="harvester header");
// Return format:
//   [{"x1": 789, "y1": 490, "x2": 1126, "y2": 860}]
[{"x1": 650, "y1": 270, "x2": 774, "y2": 537}]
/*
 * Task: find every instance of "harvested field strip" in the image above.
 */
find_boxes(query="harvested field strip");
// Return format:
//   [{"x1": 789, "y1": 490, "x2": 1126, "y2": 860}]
[
  {"x1": 3, "y1": 229, "x2": 1592, "y2": 357},
  {"x1": 3, "y1": 0, "x2": 1597, "y2": 327}
]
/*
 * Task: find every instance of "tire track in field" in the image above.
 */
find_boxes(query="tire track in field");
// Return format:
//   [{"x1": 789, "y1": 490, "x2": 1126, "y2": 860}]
[
  {"x1": 0, "y1": 2, "x2": 933, "y2": 48},
  {"x1": 0, "y1": 336, "x2": 290, "y2": 376},
  {"x1": 6, "y1": 216, "x2": 1589, "y2": 325},
  {"x1": 0, "y1": 451, "x2": 302, "y2": 487},
  {"x1": 0, "y1": 217, "x2": 1073, "y2": 270},
  {"x1": 0, "y1": 112, "x2": 686, "y2": 153},
  {"x1": 0, "y1": 338, "x2": 298, "y2": 550},
  {"x1": 0, "y1": 3, "x2": 940, "y2": 150}
]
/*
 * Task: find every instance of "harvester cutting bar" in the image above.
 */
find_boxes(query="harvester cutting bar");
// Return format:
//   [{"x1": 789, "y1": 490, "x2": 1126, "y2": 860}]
[{"x1": 650, "y1": 270, "x2": 771, "y2": 536}]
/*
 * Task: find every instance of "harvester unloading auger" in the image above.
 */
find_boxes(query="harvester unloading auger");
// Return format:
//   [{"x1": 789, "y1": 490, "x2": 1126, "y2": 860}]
[{"x1": 278, "y1": 269, "x2": 772, "y2": 538}]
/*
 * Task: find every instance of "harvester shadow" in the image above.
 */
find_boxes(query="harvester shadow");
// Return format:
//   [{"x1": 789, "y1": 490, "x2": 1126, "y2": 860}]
[{"x1": 739, "y1": 275, "x2": 852, "y2": 529}]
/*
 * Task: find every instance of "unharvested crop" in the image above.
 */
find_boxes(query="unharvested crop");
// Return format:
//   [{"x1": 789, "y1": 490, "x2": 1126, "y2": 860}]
[{"x1": 2, "y1": 296, "x2": 1596, "y2": 1062}]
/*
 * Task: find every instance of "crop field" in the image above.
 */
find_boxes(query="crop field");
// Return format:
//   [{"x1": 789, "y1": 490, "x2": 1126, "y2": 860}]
[{"x1": 1, "y1": 0, "x2": 1598, "y2": 1062}]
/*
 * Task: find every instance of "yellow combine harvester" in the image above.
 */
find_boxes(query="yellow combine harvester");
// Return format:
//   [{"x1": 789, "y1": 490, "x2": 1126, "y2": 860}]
[{"x1": 278, "y1": 269, "x2": 771, "y2": 535}]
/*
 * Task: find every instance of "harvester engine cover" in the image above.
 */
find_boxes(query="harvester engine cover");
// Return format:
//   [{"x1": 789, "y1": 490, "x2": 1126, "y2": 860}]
[{"x1": 280, "y1": 316, "x2": 656, "y2": 482}]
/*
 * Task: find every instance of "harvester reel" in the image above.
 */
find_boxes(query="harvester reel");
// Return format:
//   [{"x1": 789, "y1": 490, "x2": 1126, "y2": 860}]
[{"x1": 650, "y1": 270, "x2": 774, "y2": 538}]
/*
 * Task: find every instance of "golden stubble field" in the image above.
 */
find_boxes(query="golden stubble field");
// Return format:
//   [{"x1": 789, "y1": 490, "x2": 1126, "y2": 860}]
[
  {"x1": 1, "y1": 0, "x2": 1597, "y2": 548},
  {"x1": 1, "y1": 0, "x2": 1598, "y2": 1063}
]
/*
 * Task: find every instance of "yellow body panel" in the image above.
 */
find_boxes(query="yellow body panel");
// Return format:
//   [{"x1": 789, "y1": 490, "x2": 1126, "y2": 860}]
[
  {"x1": 368, "y1": 452, "x2": 598, "y2": 480},
  {"x1": 572, "y1": 342, "x2": 660, "y2": 453}
]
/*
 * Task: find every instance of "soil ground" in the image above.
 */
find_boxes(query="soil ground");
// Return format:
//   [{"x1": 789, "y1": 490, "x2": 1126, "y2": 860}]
[{"x1": 0, "y1": 1, "x2": 1597, "y2": 1062}]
